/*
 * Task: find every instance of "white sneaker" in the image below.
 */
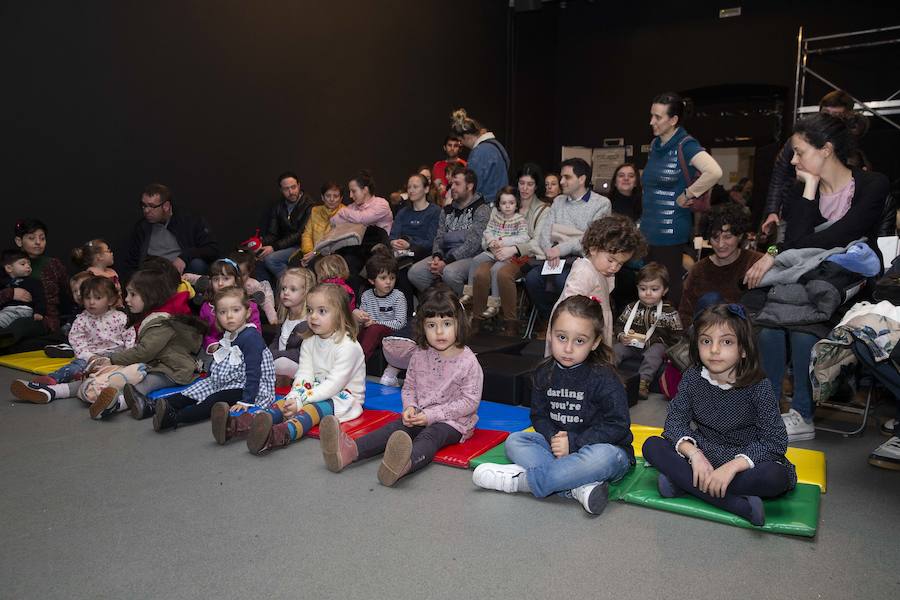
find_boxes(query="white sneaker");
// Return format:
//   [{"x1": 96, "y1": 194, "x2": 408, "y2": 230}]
[
  {"x1": 379, "y1": 373, "x2": 400, "y2": 387},
  {"x1": 781, "y1": 408, "x2": 815, "y2": 442},
  {"x1": 472, "y1": 463, "x2": 527, "y2": 493},
  {"x1": 869, "y1": 436, "x2": 900, "y2": 470},
  {"x1": 571, "y1": 481, "x2": 609, "y2": 515}
]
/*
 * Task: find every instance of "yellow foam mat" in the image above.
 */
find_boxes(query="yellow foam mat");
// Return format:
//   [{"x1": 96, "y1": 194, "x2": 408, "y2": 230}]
[
  {"x1": 631, "y1": 424, "x2": 826, "y2": 493},
  {"x1": 0, "y1": 351, "x2": 71, "y2": 375}
]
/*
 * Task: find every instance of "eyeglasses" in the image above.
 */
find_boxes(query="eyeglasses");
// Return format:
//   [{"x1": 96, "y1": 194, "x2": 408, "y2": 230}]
[{"x1": 140, "y1": 201, "x2": 164, "y2": 211}]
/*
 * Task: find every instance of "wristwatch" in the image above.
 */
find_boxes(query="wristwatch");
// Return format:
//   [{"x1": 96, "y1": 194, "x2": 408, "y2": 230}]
[{"x1": 766, "y1": 245, "x2": 779, "y2": 257}]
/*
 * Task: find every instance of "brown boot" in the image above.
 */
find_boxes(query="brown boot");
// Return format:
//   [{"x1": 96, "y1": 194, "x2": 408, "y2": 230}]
[
  {"x1": 211, "y1": 402, "x2": 255, "y2": 445},
  {"x1": 378, "y1": 430, "x2": 413, "y2": 487},
  {"x1": 638, "y1": 379, "x2": 651, "y2": 400},
  {"x1": 320, "y1": 415, "x2": 359, "y2": 472},
  {"x1": 247, "y1": 413, "x2": 292, "y2": 455},
  {"x1": 502, "y1": 319, "x2": 519, "y2": 337}
]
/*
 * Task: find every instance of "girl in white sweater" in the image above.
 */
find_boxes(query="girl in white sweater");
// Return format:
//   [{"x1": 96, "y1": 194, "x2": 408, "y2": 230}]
[{"x1": 247, "y1": 282, "x2": 366, "y2": 455}]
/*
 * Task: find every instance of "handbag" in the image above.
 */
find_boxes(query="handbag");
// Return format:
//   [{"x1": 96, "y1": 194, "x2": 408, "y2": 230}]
[
  {"x1": 676, "y1": 135, "x2": 712, "y2": 213},
  {"x1": 664, "y1": 336, "x2": 692, "y2": 372}
]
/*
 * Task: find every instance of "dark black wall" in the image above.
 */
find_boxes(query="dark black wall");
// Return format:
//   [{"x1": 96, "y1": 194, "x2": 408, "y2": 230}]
[
  {"x1": 510, "y1": 1, "x2": 900, "y2": 189},
  {"x1": 4, "y1": 1, "x2": 508, "y2": 267}
]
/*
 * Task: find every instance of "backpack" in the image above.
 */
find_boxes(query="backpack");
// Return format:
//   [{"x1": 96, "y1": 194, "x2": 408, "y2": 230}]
[{"x1": 676, "y1": 135, "x2": 712, "y2": 213}]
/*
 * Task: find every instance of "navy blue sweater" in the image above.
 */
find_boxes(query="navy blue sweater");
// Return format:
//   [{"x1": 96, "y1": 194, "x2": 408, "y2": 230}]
[
  {"x1": 530, "y1": 361, "x2": 634, "y2": 462},
  {"x1": 390, "y1": 203, "x2": 442, "y2": 258}
]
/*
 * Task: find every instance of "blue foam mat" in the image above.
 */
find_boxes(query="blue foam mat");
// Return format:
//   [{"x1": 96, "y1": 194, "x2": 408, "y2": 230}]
[
  {"x1": 363, "y1": 382, "x2": 531, "y2": 432},
  {"x1": 147, "y1": 381, "x2": 198, "y2": 400}
]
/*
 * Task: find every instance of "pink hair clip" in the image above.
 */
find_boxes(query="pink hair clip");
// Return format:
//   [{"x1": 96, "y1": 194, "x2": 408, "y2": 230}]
[{"x1": 589, "y1": 295, "x2": 603, "y2": 305}]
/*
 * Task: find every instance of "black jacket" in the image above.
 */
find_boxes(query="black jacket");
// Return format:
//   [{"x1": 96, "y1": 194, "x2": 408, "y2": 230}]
[
  {"x1": 125, "y1": 211, "x2": 219, "y2": 274},
  {"x1": 1, "y1": 276, "x2": 46, "y2": 315},
  {"x1": 261, "y1": 192, "x2": 317, "y2": 250}
]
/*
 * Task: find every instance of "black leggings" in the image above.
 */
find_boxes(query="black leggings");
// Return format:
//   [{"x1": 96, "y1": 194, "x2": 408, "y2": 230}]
[
  {"x1": 355, "y1": 420, "x2": 462, "y2": 475},
  {"x1": 642, "y1": 436, "x2": 793, "y2": 522},
  {"x1": 167, "y1": 388, "x2": 243, "y2": 424}
]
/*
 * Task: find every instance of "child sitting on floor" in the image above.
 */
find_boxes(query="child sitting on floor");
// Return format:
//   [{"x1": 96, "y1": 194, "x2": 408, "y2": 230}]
[
  {"x1": 612, "y1": 262, "x2": 683, "y2": 399},
  {"x1": 353, "y1": 249, "x2": 407, "y2": 360},
  {"x1": 320, "y1": 286, "x2": 481, "y2": 486},
  {"x1": 230, "y1": 249, "x2": 278, "y2": 324},
  {"x1": 461, "y1": 186, "x2": 528, "y2": 316},
  {"x1": 153, "y1": 286, "x2": 276, "y2": 433},
  {"x1": 642, "y1": 303, "x2": 796, "y2": 527},
  {"x1": 18, "y1": 268, "x2": 205, "y2": 420},
  {"x1": 246, "y1": 282, "x2": 366, "y2": 455},
  {"x1": 0, "y1": 249, "x2": 46, "y2": 349},
  {"x1": 71, "y1": 238, "x2": 122, "y2": 303},
  {"x1": 643, "y1": 304, "x2": 797, "y2": 526},
  {"x1": 314, "y1": 254, "x2": 356, "y2": 311},
  {"x1": 269, "y1": 267, "x2": 316, "y2": 386},
  {"x1": 545, "y1": 214, "x2": 647, "y2": 351},
  {"x1": 11, "y1": 277, "x2": 135, "y2": 400},
  {"x1": 198, "y1": 258, "x2": 262, "y2": 367},
  {"x1": 474, "y1": 295, "x2": 634, "y2": 515}
]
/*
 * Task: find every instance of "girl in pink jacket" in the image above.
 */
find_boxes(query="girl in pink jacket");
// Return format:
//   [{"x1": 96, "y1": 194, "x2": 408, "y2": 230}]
[{"x1": 318, "y1": 286, "x2": 483, "y2": 487}]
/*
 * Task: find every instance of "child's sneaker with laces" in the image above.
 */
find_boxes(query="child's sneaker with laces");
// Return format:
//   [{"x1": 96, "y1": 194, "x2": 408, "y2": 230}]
[
  {"x1": 781, "y1": 408, "x2": 815, "y2": 441},
  {"x1": 472, "y1": 463, "x2": 527, "y2": 493},
  {"x1": 570, "y1": 481, "x2": 609, "y2": 515},
  {"x1": 10, "y1": 380, "x2": 54, "y2": 404}
]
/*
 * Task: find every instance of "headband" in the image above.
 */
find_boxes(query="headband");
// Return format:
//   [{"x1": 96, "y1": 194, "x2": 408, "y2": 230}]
[
  {"x1": 221, "y1": 258, "x2": 239, "y2": 271},
  {"x1": 726, "y1": 303, "x2": 747, "y2": 321}
]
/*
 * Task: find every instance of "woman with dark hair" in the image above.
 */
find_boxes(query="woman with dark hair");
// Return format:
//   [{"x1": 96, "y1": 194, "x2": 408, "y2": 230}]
[
  {"x1": 746, "y1": 112, "x2": 891, "y2": 442},
  {"x1": 449, "y1": 108, "x2": 510, "y2": 204},
  {"x1": 609, "y1": 163, "x2": 642, "y2": 221},
  {"x1": 471, "y1": 163, "x2": 549, "y2": 335},
  {"x1": 641, "y1": 92, "x2": 723, "y2": 305},
  {"x1": 329, "y1": 170, "x2": 394, "y2": 294},
  {"x1": 678, "y1": 203, "x2": 763, "y2": 328},
  {"x1": 544, "y1": 173, "x2": 560, "y2": 202}
]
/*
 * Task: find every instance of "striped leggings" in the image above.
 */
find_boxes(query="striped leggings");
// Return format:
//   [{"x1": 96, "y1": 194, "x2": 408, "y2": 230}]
[{"x1": 230, "y1": 398, "x2": 334, "y2": 442}]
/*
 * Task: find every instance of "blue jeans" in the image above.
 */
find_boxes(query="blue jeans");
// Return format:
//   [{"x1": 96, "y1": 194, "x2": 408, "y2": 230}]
[
  {"x1": 48, "y1": 358, "x2": 88, "y2": 383},
  {"x1": 261, "y1": 247, "x2": 297, "y2": 281},
  {"x1": 525, "y1": 261, "x2": 573, "y2": 320},
  {"x1": 758, "y1": 327, "x2": 818, "y2": 420},
  {"x1": 505, "y1": 431, "x2": 631, "y2": 498}
]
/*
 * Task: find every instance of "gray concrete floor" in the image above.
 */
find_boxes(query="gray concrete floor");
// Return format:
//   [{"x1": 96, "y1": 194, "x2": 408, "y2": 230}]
[{"x1": 1, "y1": 365, "x2": 899, "y2": 600}]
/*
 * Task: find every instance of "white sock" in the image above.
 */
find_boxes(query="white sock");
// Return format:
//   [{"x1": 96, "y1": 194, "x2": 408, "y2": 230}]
[
  {"x1": 49, "y1": 383, "x2": 72, "y2": 399},
  {"x1": 382, "y1": 366, "x2": 400, "y2": 379}
]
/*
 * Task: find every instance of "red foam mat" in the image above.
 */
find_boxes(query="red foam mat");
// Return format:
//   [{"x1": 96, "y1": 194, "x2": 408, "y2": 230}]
[
  {"x1": 433, "y1": 428, "x2": 509, "y2": 468},
  {"x1": 306, "y1": 409, "x2": 400, "y2": 439}
]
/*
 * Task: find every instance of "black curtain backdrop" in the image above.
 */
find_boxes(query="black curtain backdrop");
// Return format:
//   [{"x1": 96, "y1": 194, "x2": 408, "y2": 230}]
[{"x1": 3, "y1": 1, "x2": 508, "y2": 269}]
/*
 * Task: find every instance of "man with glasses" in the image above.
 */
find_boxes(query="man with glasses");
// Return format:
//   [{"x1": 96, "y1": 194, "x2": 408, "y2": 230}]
[{"x1": 124, "y1": 183, "x2": 219, "y2": 277}]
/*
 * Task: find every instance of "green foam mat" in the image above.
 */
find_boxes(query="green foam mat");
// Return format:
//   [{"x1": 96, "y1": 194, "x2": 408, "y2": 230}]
[
  {"x1": 616, "y1": 461, "x2": 819, "y2": 537},
  {"x1": 469, "y1": 441, "x2": 512, "y2": 468},
  {"x1": 470, "y1": 454, "x2": 819, "y2": 537}
]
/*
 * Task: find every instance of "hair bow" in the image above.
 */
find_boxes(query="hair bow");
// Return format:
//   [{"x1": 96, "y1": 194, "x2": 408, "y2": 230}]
[{"x1": 726, "y1": 303, "x2": 747, "y2": 320}]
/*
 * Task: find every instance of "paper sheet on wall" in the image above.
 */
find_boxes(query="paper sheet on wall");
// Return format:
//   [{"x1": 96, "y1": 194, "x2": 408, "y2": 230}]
[
  {"x1": 561, "y1": 146, "x2": 593, "y2": 165},
  {"x1": 591, "y1": 147, "x2": 626, "y2": 192}
]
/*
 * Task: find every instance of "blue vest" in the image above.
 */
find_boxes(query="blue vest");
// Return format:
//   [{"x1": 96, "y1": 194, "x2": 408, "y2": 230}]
[{"x1": 640, "y1": 128, "x2": 702, "y2": 246}]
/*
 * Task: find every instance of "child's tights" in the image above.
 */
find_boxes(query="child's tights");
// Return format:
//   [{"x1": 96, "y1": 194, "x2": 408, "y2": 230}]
[
  {"x1": 167, "y1": 388, "x2": 243, "y2": 424},
  {"x1": 355, "y1": 420, "x2": 461, "y2": 474},
  {"x1": 642, "y1": 436, "x2": 794, "y2": 522}
]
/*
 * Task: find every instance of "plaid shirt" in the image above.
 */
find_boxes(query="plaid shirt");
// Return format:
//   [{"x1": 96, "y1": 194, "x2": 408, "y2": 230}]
[{"x1": 182, "y1": 325, "x2": 275, "y2": 407}]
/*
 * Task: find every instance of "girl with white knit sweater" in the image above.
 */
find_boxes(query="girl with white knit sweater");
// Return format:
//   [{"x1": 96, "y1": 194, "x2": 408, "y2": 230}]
[
  {"x1": 461, "y1": 186, "x2": 528, "y2": 316},
  {"x1": 246, "y1": 282, "x2": 366, "y2": 455}
]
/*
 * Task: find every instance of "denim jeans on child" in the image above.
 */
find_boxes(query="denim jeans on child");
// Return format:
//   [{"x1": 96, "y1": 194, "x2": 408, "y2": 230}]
[
  {"x1": 505, "y1": 431, "x2": 631, "y2": 498},
  {"x1": 48, "y1": 358, "x2": 88, "y2": 383}
]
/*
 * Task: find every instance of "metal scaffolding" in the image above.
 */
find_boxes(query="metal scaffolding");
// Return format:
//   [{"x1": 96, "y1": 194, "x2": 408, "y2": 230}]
[{"x1": 793, "y1": 25, "x2": 900, "y2": 131}]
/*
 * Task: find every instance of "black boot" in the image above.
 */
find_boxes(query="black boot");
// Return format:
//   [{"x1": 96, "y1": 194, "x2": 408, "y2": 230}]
[{"x1": 153, "y1": 397, "x2": 178, "y2": 432}]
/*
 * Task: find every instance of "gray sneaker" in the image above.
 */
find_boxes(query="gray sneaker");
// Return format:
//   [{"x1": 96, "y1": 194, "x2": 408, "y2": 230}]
[
  {"x1": 869, "y1": 436, "x2": 900, "y2": 471},
  {"x1": 571, "y1": 481, "x2": 609, "y2": 515},
  {"x1": 122, "y1": 384, "x2": 152, "y2": 420}
]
